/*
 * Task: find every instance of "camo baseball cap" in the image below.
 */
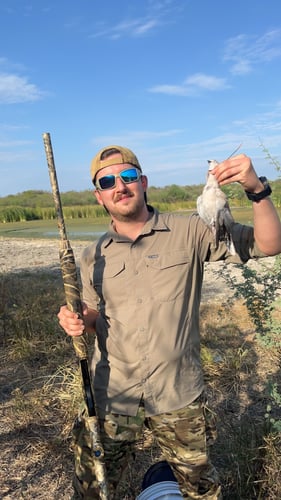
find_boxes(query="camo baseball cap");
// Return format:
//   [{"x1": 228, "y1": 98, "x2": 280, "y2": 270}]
[{"x1": 90, "y1": 145, "x2": 142, "y2": 183}]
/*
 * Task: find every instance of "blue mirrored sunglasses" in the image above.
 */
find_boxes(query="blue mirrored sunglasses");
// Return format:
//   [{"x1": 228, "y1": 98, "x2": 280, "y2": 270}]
[{"x1": 95, "y1": 167, "x2": 141, "y2": 191}]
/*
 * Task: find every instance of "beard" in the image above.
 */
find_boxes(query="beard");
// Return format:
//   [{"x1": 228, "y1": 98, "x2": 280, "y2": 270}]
[{"x1": 103, "y1": 193, "x2": 146, "y2": 223}]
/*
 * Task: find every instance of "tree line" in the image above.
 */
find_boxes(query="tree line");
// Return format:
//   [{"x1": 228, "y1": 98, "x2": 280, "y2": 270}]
[{"x1": 0, "y1": 180, "x2": 281, "y2": 223}]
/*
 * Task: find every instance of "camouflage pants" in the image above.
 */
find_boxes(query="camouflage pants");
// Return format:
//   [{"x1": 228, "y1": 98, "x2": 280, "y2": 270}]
[{"x1": 71, "y1": 393, "x2": 222, "y2": 499}]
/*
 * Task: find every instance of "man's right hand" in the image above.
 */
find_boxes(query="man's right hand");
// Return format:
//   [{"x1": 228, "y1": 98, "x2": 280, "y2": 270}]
[
  {"x1": 58, "y1": 303, "x2": 98, "y2": 336},
  {"x1": 57, "y1": 304, "x2": 87, "y2": 337}
]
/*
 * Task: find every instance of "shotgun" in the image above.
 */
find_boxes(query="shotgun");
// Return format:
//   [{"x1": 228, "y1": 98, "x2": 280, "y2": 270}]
[{"x1": 42, "y1": 132, "x2": 109, "y2": 500}]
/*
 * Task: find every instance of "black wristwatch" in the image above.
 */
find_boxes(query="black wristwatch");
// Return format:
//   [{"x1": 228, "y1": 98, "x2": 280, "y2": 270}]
[{"x1": 245, "y1": 176, "x2": 272, "y2": 202}]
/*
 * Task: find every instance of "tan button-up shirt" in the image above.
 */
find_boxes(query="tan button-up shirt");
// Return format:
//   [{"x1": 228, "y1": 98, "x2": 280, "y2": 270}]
[{"x1": 80, "y1": 208, "x2": 265, "y2": 416}]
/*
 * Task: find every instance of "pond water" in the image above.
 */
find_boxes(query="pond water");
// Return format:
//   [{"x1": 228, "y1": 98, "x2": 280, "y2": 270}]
[{"x1": 0, "y1": 218, "x2": 109, "y2": 241}]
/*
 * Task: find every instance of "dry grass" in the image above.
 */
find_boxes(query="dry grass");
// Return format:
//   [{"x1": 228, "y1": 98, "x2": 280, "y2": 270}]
[
  {"x1": 200, "y1": 301, "x2": 281, "y2": 499},
  {"x1": 1, "y1": 270, "x2": 281, "y2": 499}
]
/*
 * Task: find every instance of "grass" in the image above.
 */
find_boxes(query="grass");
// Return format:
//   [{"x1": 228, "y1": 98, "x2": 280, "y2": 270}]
[{"x1": 1, "y1": 269, "x2": 281, "y2": 499}]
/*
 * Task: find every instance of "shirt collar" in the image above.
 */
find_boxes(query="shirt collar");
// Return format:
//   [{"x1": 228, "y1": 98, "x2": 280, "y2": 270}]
[{"x1": 103, "y1": 206, "x2": 169, "y2": 247}]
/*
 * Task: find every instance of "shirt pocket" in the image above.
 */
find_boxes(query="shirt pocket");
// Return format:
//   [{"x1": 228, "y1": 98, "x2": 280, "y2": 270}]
[
  {"x1": 93, "y1": 259, "x2": 127, "y2": 307},
  {"x1": 144, "y1": 250, "x2": 191, "y2": 302}
]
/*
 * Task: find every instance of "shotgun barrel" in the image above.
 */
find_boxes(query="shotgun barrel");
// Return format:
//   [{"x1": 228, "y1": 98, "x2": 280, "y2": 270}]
[{"x1": 42, "y1": 132, "x2": 109, "y2": 499}]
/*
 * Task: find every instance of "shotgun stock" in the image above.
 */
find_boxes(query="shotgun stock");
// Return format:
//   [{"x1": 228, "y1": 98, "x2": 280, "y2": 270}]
[{"x1": 42, "y1": 132, "x2": 109, "y2": 499}]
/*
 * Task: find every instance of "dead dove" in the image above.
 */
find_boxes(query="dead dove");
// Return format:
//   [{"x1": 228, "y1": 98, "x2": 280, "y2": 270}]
[{"x1": 197, "y1": 159, "x2": 236, "y2": 255}]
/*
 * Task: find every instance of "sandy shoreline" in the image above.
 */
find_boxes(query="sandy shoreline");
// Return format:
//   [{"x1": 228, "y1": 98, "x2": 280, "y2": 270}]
[
  {"x1": 0, "y1": 237, "x2": 276, "y2": 302},
  {"x1": 0, "y1": 237, "x2": 86, "y2": 274}
]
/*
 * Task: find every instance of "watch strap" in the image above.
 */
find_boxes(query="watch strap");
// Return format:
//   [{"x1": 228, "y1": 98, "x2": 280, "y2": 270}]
[{"x1": 245, "y1": 176, "x2": 272, "y2": 202}]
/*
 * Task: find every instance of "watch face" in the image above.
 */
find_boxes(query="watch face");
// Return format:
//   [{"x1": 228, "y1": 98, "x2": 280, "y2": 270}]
[{"x1": 259, "y1": 176, "x2": 268, "y2": 186}]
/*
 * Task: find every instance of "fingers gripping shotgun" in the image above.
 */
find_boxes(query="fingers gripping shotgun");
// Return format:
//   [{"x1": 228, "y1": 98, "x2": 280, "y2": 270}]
[{"x1": 42, "y1": 133, "x2": 109, "y2": 500}]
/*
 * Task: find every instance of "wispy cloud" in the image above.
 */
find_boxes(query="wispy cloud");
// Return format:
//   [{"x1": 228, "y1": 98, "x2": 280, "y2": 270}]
[
  {"x1": 232, "y1": 109, "x2": 281, "y2": 136},
  {"x1": 223, "y1": 29, "x2": 281, "y2": 75},
  {"x1": 0, "y1": 57, "x2": 47, "y2": 104},
  {"x1": 0, "y1": 149, "x2": 36, "y2": 163},
  {"x1": 88, "y1": 0, "x2": 184, "y2": 40},
  {"x1": 185, "y1": 74, "x2": 229, "y2": 91},
  {"x1": 89, "y1": 98, "x2": 281, "y2": 183},
  {"x1": 91, "y1": 129, "x2": 183, "y2": 147},
  {"x1": 134, "y1": 19, "x2": 158, "y2": 35},
  {"x1": 0, "y1": 125, "x2": 35, "y2": 164},
  {"x1": 0, "y1": 139, "x2": 33, "y2": 148},
  {"x1": 0, "y1": 73, "x2": 46, "y2": 104},
  {"x1": 0, "y1": 122, "x2": 28, "y2": 132},
  {"x1": 90, "y1": 17, "x2": 159, "y2": 39},
  {"x1": 149, "y1": 73, "x2": 229, "y2": 96}
]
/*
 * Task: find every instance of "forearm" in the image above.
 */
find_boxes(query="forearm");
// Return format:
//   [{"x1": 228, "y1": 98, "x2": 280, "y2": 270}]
[{"x1": 253, "y1": 198, "x2": 281, "y2": 255}]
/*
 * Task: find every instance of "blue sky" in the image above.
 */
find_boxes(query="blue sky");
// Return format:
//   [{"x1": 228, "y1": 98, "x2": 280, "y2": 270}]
[{"x1": 1, "y1": 0, "x2": 281, "y2": 196}]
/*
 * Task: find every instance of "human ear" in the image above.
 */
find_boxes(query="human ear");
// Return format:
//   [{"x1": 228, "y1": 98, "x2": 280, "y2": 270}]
[{"x1": 141, "y1": 175, "x2": 148, "y2": 190}]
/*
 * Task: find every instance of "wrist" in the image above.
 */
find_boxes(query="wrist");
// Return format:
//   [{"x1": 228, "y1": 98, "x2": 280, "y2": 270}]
[
  {"x1": 245, "y1": 176, "x2": 272, "y2": 202},
  {"x1": 252, "y1": 179, "x2": 267, "y2": 193}
]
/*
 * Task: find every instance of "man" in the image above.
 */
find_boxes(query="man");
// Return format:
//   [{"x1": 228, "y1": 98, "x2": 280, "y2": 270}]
[{"x1": 58, "y1": 145, "x2": 281, "y2": 499}]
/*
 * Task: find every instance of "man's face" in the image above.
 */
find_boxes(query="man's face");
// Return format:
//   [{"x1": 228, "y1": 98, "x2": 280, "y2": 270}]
[{"x1": 94, "y1": 159, "x2": 147, "y2": 222}]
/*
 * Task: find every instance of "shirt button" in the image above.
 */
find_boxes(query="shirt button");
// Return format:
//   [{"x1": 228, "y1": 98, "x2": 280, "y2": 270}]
[{"x1": 137, "y1": 298, "x2": 142, "y2": 303}]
